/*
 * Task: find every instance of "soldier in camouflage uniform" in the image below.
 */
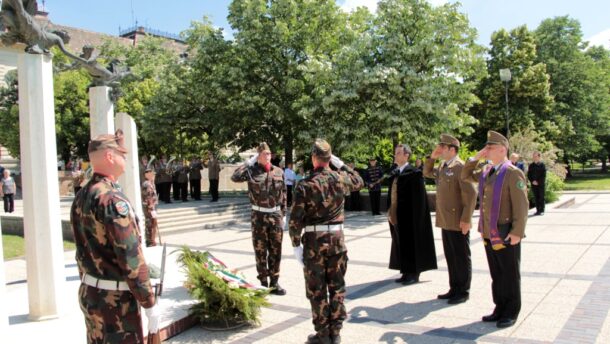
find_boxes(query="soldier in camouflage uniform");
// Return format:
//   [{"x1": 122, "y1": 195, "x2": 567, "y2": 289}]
[
  {"x1": 141, "y1": 167, "x2": 159, "y2": 247},
  {"x1": 289, "y1": 139, "x2": 364, "y2": 344},
  {"x1": 70, "y1": 130, "x2": 160, "y2": 343},
  {"x1": 231, "y1": 142, "x2": 287, "y2": 295}
]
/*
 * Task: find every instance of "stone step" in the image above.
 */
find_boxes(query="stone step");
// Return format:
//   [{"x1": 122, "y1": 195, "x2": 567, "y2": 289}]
[
  {"x1": 159, "y1": 214, "x2": 251, "y2": 235},
  {"x1": 156, "y1": 202, "x2": 250, "y2": 218},
  {"x1": 157, "y1": 209, "x2": 250, "y2": 227}
]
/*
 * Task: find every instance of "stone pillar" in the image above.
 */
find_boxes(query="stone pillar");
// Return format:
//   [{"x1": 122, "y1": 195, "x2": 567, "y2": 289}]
[
  {"x1": 18, "y1": 53, "x2": 65, "y2": 320},
  {"x1": 115, "y1": 113, "x2": 144, "y2": 241},
  {"x1": 89, "y1": 86, "x2": 114, "y2": 137}
]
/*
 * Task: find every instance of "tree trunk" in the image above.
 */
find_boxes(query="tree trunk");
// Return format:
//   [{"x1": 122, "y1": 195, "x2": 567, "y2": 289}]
[
  {"x1": 602, "y1": 156, "x2": 608, "y2": 173},
  {"x1": 284, "y1": 137, "x2": 293, "y2": 166}
]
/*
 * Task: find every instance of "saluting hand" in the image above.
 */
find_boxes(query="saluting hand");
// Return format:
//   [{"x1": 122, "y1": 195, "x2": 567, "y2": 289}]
[
  {"x1": 474, "y1": 147, "x2": 489, "y2": 161},
  {"x1": 430, "y1": 145, "x2": 443, "y2": 159}
]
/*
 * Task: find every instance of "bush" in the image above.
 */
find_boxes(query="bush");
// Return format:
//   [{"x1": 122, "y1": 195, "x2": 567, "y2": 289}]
[
  {"x1": 528, "y1": 171, "x2": 564, "y2": 204},
  {"x1": 177, "y1": 247, "x2": 270, "y2": 326}
]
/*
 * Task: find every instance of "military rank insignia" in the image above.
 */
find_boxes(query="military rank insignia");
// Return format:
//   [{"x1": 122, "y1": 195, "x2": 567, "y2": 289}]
[{"x1": 516, "y1": 180, "x2": 526, "y2": 190}]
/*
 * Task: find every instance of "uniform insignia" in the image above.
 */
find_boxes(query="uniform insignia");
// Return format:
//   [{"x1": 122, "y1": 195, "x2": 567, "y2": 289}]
[
  {"x1": 115, "y1": 201, "x2": 129, "y2": 216},
  {"x1": 516, "y1": 180, "x2": 525, "y2": 190},
  {"x1": 445, "y1": 170, "x2": 454, "y2": 177}
]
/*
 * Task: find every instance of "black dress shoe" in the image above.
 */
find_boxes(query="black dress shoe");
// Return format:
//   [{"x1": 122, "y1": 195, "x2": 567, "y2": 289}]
[
  {"x1": 307, "y1": 334, "x2": 331, "y2": 344},
  {"x1": 496, "y1": 318, "x2": 516, "y2": 328},
  {"x1": 437, "y1": 290, "x2": 455, "y2": 299},
  {"x1": 482, "y1": 313, "x2": 501, "y2": 322},
  {"x1": 269, "y1": 283, "x2": 286, "y2": 295},
  {"x1": 401, "y1": 274, "x2": 419, "y2": 286},
  {"x1": 395, "y1": 274, "x2": 408, "y2": 283},
  {"x1": 447, "y1": 293, "x2": 469, "y2": 305}
]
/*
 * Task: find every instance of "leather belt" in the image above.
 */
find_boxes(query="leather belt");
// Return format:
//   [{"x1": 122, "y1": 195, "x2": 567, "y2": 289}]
[
  {"x1": 82, "y1": 273, "x2": 129, "y2": 291},
  {"x1": 251, "y1": 205, "x2": 281, "y2": 213},
  {"x1": 304, "y1": 224, "x2": 343, "y2": 233}
]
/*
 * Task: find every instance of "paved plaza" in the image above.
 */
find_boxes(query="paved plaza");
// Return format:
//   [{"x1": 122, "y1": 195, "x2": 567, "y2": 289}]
[{"x1": 4, "y1": 192, "x2": 610, "y2": 343}]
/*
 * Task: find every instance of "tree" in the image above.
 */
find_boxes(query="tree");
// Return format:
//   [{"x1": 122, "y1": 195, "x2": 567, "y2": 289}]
[
  {"x1": 534, "y1": 16, "x2": 610, "y2": 165},
  {"x1": 470, "y1": 25, "x2": 554, "y2": 147},
  {"x1": 0, "y1": 71, "x2": 20, "y2": 158},
  {"x1": 321, "y1": 0, "x2": 486, "y2": 158},
  {"x1": 585, "y1": 46, "x2": 610, "y2": 171}
]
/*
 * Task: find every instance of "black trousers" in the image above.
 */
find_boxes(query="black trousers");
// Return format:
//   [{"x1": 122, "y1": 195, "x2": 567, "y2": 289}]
[
  {"x1": 369, "y1": 190, "x2": 381, "y2": 215},
  {"x1": 159, "y1": 182, "x2": 172, "y2": 203},
  {"x1": 3, "y1": 193, "x2": 14, "y2": 213},
  {"x1": 209, "y1": 179, "x2": 219, "y2": 201},
  {"x1": 442, "y1": 229, "x2": 471, "y2": 294},
  {"x1": 287, "y1": 185, "x2": 293, "y2": 207},
  {"x1": 484, "y1": 240, "x2": 521, "y2": 319},
  {"x1": 190, "y1": 179, "x2": 201, "y2": 200},
  {"x1": 179, "y1": 182, "x2": 188, "y2": 201},
  {"x1": 532, "y1": 184, "x2": 545, "y2": 213},
  {"x1": 172, "y1": 182, "x2": 181, "y2": 200}
]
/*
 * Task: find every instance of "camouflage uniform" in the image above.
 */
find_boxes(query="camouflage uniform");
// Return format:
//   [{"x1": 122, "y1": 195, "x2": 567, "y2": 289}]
[
  {"x1": 71, "y1": 173, "x2": 155, "y2": 343},
  {"x1": 141, "y1": 179, "x2": 159, "y2": 247},
  {"x1": 289, "y1": 164, "x2": 364, "y2": 341},
  {"x1": 231, "y1": 162, "x2": 286, "y2": 287}
]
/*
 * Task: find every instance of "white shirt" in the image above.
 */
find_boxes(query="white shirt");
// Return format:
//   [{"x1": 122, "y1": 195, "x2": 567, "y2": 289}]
[
  {"x1": 398, "y1": 162, "x2": 410, "y2": 173},
  {"x1": 284, "y1": 168, "x2": 296, "y2": 186}
]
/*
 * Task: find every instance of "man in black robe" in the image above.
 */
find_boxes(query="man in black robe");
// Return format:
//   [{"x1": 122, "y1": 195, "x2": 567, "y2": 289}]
[{"x1": 387, "y1": 144, "x2": 437, "y2": 285}]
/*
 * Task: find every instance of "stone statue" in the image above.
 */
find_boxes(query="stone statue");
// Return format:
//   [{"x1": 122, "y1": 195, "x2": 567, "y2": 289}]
[
  {"x1": 0, "y1": 0, "x2": 68, "y2": 54},
  {"x1": 1, "y1": 0, "x2": 131, "y2": 90},
  {"x1": 64, "y1": 45, "x2": 132, "y2": 87}
]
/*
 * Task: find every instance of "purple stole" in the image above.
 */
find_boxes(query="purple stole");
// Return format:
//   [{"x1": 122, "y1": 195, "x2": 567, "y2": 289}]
[{"x1": 478, "y1": 160, "x2": 511, "y2": 251}]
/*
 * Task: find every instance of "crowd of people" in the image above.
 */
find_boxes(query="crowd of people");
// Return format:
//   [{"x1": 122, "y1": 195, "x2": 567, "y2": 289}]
[{"x1": 69, "y1": 129, "x2": 550, "y2": 344}]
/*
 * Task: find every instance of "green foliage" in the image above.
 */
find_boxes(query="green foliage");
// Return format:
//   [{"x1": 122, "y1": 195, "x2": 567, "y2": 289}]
[
  {"x1": 177, "y1": 247, "x2": 269, "y2": 326},
  {"x1": 509, "y1": 125, "x2": 566, "y2": 179},
  {"x1": 0, "y1": 71, "x2": 20, "y2": 158}
]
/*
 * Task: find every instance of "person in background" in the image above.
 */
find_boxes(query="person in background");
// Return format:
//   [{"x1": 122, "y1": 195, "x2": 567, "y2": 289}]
[
  {"x1": 527, "y1": 151, "x2": 546, "y2": 215},
  {"x1": 1, "y1": 169, "x2": 16, "y2": 213},
  {"x1": 284, "y1": 162, "x2": 297, "y2": 207},
  {"x1": 366, "y1": 157, "x2": 383, "y2": 215},
  {"x1": 510, "y1": 153, "x2": 525, "y2": 172}
]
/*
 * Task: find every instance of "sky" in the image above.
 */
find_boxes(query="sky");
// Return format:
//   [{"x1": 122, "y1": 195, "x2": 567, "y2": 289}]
[{"x1": 43, "y1": 0, "x2": 610, "y2": 48}]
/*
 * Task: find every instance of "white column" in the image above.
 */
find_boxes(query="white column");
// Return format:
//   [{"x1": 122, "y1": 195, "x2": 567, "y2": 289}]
[
  {"x1": 89, "y1": 86, "x2": 114, "y2": 137},
  {"x1": 0, "y1": 222, "x2": 8, "y2": 332},
  {"x1": 18, "y1": 53, "x2": 65, "y2": 320},
  {"x1": 115, "y1": 113, "x2": 144, "y2": 238}
]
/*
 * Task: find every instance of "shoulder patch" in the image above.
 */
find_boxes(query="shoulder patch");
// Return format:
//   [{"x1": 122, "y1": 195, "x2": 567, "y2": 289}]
[
  {"x1": 516, "y1": 180, "x2": 526, "y2": 190},
  {"x1": 115, "y1": 201, "x2": 129, "y2": 216}
]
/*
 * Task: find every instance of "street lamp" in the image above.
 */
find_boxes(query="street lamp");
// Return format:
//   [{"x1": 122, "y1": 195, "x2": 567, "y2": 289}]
[{"x1": 499, "y1": 68, "x2": 512, "y2": 138}]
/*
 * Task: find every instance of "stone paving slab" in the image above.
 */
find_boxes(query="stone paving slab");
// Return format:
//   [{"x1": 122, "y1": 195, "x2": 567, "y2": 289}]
[{"x1": 3, "y1": 193, "x2": 610, "y2": 343}]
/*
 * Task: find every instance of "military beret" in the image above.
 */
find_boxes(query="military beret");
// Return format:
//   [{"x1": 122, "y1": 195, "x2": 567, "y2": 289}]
[
  {"x1": 486, "y1": 130, "x2": 509, "y2": 149},
  {"x1": 257, "y1": 142, "x2": 271, "y2": 153},
  {"x1": 439, "y1": 134, "x2": 460, "y2": 148},
  {"x1": 311, "y1": 139, "x2": 332, "y2": 159},
  {"x1": 88, "y1": 129, "x2": 128, "y2": 154}
]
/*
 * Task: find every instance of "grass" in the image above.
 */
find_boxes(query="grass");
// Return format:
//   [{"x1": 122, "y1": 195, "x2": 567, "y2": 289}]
[
  {"x1": 2, "y1": 234, "x2": 76, "y2": 260},
  {"x1": 564, "y1": 172, "x2": 610, "y2": 191}
]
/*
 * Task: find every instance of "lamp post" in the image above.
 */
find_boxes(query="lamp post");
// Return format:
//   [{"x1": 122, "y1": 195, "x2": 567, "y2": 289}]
[{"x1": 499, "y1": 68, "x2": 512, "y2": 138}]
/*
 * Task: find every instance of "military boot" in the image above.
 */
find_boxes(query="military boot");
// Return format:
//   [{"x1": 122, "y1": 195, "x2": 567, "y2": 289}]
[
  {"x1": 260, "y1": 278, "x2": 268, "y2": 288},
  {"x1": 306, "y1": 333, "x2": 331, "y2": 344},
  {"x1": 330, "y1": 335, "x2": 341, "y2": 344},
  {"x1": 269, "y1": 278, "x2": 286, "y2": 295}
]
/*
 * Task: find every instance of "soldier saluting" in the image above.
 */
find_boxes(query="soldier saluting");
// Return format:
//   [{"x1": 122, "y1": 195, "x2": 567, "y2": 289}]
[
  {"x1": 231, "y1": 142, "x2": 287, "y2": 295},
  {"x1": 289, "y1": 139, "x2": 364, "y2": 344},
  {"x1": 70, "y1": 130, "x2": 159, "y2": 343},
  {"x1": 424, "y1": 134, "x2": 477, "y2": 305},
  {"x1": 461, "y1": 130, "x2": 529, "y2": 329}
]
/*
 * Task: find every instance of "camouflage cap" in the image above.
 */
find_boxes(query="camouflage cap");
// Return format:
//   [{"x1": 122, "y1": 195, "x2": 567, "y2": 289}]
[
  {"x1": 257, "y1": 142, "x2": 271, "y2": 153},
  {"x1": 88, "y1": 129, "x2": 128, "y2": 154},
  {"x1": 311, "y1": 138, "x2": 332, "y2": 159},
  {"x1": 486, "y1": 130, "x2": 509, "y2": 149},
  {"x1": 439, "y1": 134, "x2": 460, "y2": 148}
]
